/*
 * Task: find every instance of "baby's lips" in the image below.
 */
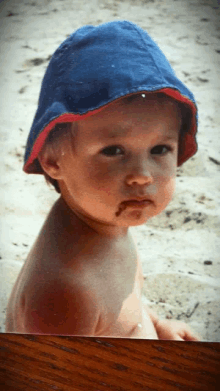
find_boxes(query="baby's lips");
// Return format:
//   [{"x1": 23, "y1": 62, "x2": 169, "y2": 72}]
[
  {"x1": 121, "y1": 195, "x2": 154, "y2": 207},
  {"x1": 122, "y1": 199, "x2": 153, "y2": 207}
]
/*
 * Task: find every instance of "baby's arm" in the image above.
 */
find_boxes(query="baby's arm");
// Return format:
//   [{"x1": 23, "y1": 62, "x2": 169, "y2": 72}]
[
  {"x1": 145, "y1": 306, "x2": 200, "y2": 341},
  {"x1": 23, "y1": 279, "x2": 101, "y2": 335},
  {"x1": 155, "y1": 318, "x2": 200, "y2": 341}
]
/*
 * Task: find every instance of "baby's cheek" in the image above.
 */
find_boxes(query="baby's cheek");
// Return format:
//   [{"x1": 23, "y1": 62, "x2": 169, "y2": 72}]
[
  {"x1": 86, "y1": 176, "x2": 116, "y2": 198},
  {"x1": 87, "y1": 165, "x2": 119, "y2": 190},
  {"x1": 156, "y1": 175, "x2": 176, "y2": 211},
  {"x1": 164, "y1": 176, "x2": 176, "y2": 202},
  {"x1": 167, "y1": 175, "x2": 176, "y2": 194}
]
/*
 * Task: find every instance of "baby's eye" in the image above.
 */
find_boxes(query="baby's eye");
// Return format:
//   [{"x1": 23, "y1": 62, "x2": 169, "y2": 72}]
[
  {"x1": 100, "y1": 145, "x2": 124, "y2": 156},
  {"x1": 151, "y1": 145, "x2": 172, "y2": 155}
]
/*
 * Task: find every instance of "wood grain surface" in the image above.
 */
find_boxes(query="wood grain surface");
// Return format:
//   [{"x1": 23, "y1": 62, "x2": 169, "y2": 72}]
[{"x1": 0, "y1": 334, "x2": 219, "y2": 391}]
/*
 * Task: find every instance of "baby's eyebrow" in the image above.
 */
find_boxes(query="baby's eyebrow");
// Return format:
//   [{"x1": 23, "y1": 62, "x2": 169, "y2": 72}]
[
  {"x1": 103, "y1": 128, "x2": 129, "y2": 139},
  {"x1": 104, "y1": 132, "x2": 178, "y2": 141},
  {"x1": 107, "y1": 133, "x2": 122, "y2": 139},
  {"x1": 162, "y1": 135, "x2": 178, "y2": 142}
]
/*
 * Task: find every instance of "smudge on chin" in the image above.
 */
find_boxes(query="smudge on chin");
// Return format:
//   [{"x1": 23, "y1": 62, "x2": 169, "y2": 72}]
[{"x1": 115, "y1": 203, "x2": 126, "y2": 217}]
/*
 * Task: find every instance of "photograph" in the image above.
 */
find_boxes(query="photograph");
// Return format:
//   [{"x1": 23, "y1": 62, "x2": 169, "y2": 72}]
[{"x1": 0, "y1": 0, "x2": 219, "y2": 341}]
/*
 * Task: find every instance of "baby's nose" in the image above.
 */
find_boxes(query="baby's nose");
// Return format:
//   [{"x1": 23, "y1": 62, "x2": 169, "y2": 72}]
[
  {"x1": 126, "y1": 173, "x2": 153, "y2": 187},
  {"x1": 126, "y1": 158, "x2": 153, "y2": 187}
]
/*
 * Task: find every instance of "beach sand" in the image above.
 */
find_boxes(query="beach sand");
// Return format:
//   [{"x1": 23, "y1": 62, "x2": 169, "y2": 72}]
[{"x1": 0, "y1": 0, "x2": 219, "y2": 341}]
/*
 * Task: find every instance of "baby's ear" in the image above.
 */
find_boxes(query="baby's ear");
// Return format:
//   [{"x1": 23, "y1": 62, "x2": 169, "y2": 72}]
[{"x1": 38, "y1": 148, "x2": 62, "y2": 179}]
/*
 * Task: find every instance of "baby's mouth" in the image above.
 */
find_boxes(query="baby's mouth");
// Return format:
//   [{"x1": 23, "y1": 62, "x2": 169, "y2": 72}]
[{"x1": 115, "y1": 199, "x2": 152, "y2": 217}]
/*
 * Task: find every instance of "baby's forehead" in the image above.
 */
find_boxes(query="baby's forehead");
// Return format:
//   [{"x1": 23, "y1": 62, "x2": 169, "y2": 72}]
[
  {"x1": 76, "y1": 93, "x2": 181, "y2": 142},
  {"x1": 98, "y1": 93, "x2": 182, "y2": 121},
  {"x1": 124, "y1": 93, "x2": 181, "y2": 109},
  {"x1": 100, "y1": 93, "x2": 182, "y2": 115}
]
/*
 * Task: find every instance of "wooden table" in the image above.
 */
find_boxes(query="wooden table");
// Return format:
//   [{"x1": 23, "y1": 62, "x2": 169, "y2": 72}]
[{"x1": 0, "y1": 334, "x2": 219, "y2": 390}]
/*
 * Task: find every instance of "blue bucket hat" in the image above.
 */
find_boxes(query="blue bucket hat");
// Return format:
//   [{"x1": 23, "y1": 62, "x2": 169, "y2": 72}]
[{"x1": 23, "y1": 20, "x2": 198, "y2": 174}]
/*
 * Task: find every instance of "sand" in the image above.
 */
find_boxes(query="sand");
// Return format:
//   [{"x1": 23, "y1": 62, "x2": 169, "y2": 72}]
[{"x1": 0, "y1": 0, "x2": 219, "y2": 341}]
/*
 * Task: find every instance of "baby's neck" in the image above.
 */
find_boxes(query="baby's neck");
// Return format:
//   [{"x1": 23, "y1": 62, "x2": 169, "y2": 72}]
[{"x1": 59, "y1": 196, "x2": 129, "y2": 239}]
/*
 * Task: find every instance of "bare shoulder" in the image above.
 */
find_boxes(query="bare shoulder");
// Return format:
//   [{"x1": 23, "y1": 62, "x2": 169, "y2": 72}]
[
  {"x1": 6, "y1": 198, "x2": 108, "y2": 335},
  {"x1": 23, "y1": 275, "x2": 102, "y2": 335},
  {"x1": 17, "y1": 199, "x2": 107, "y2": 335}
]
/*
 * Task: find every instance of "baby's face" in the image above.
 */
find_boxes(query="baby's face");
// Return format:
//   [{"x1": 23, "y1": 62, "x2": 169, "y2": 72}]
[{"x1": 57, "y1": 95, "x2": 180, "y2": 230}]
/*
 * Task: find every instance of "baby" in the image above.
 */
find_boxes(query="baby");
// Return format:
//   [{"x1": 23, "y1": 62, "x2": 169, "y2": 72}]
[{"x1": 6, "y1": 21, "x2": 199, "y2": 340}]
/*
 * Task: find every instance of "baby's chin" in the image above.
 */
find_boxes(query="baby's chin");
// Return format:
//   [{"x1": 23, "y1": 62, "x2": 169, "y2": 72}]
[{"x1": 113, "y1": 209, "x2": 154, "y2": 227}]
